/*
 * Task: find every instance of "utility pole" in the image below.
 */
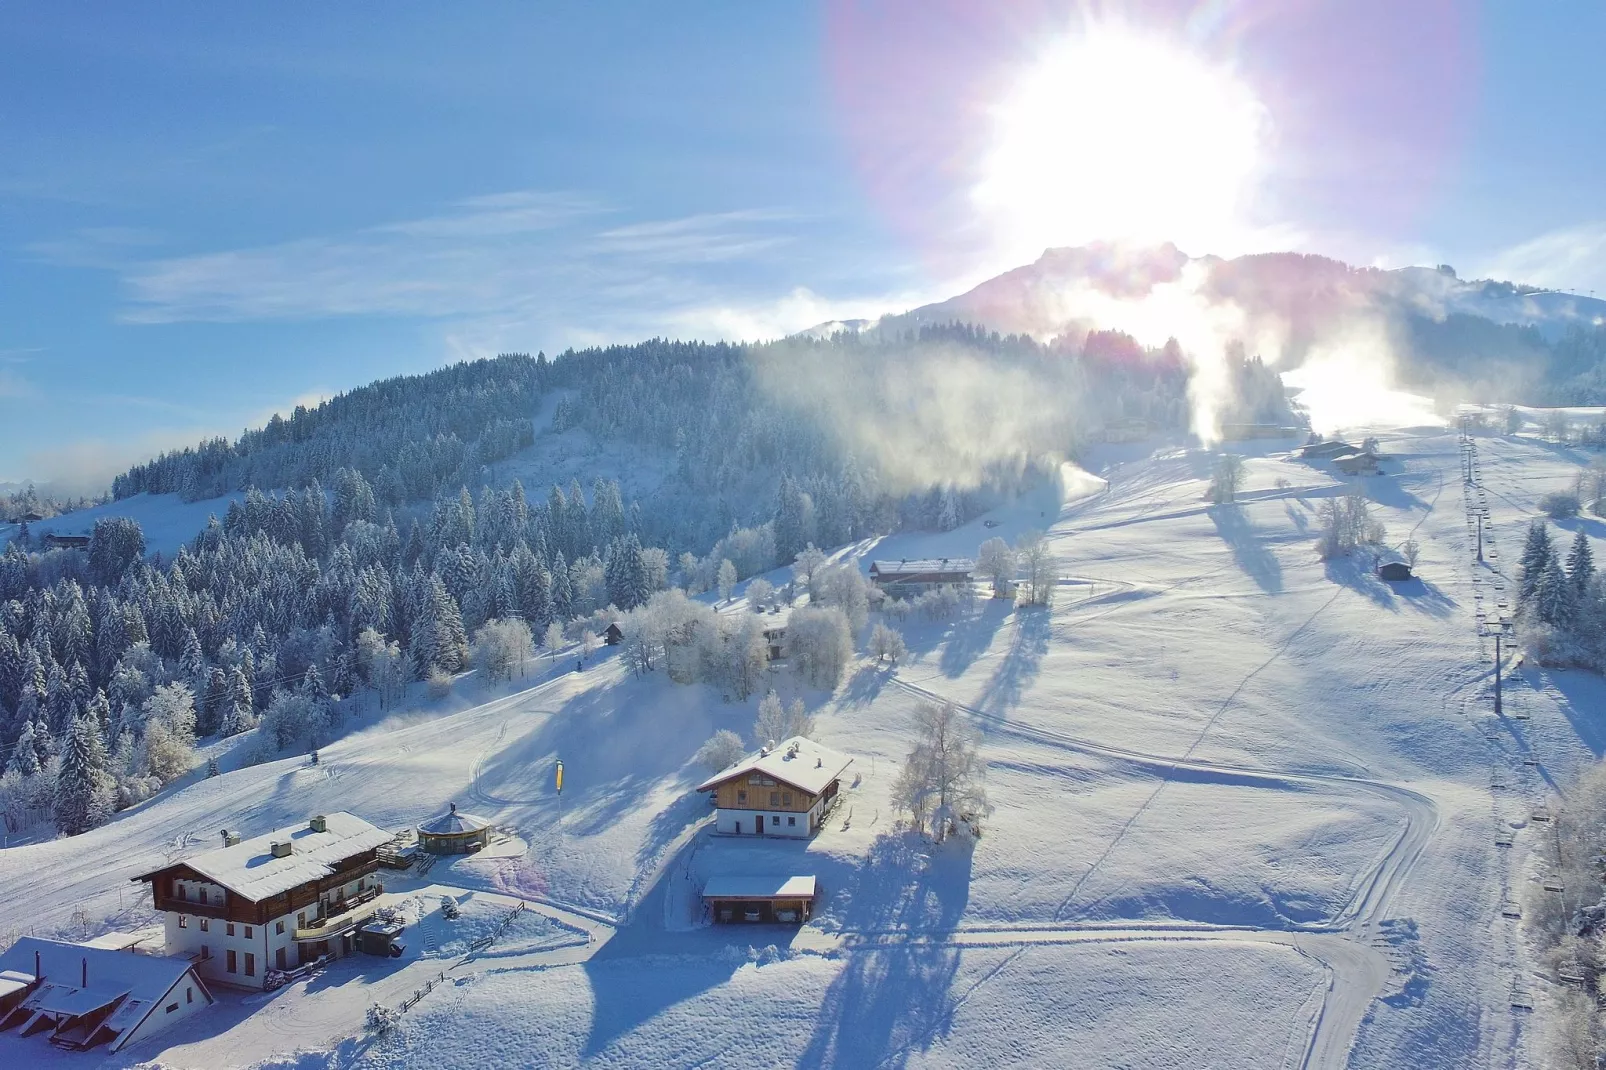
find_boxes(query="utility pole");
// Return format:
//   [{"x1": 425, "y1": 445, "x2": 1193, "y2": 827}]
[{"x1": 1489, "y1": 620, "x2": 1515, "y2": 717}]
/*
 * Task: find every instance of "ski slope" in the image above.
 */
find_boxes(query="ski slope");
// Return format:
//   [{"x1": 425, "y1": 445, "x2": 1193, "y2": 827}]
[{"x1": 0, "y1": 422, "x2": 1599, "y2": 1067}]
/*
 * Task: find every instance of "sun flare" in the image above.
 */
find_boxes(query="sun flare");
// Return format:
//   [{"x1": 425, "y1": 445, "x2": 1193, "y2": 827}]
[{"x1": 974, "y1": 27, "x2": 1268, "y2": 262}]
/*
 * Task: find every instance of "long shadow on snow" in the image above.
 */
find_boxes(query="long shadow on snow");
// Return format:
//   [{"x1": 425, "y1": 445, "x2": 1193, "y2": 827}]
[
  {"x1": 1208, "y1": 503, "x2": 1283, "y2": 593},
  {"x1": 797, "y1": 832, "x2": 974, "y2": 1069},
  {"x1": 974, "y1": 606, "x2": 1050, "y2": 717},
  {"x1": 1533, "y1": 667, "x2": 1606, "y2": 759},
  {"x1": 937, "y1": 598, "x2": 1011, "y2": 678}
]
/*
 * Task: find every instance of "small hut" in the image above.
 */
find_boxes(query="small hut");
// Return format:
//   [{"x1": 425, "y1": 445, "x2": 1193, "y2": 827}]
[
  {"x1": 1377, "y1": 559, "x2": 1413, "y2": 581},
  {"x1": 604, "y1": 622, "x2": 624, "y2": 646},
  {"x1": 417, "y1": 802, "x2": 492, "y2": 854}
]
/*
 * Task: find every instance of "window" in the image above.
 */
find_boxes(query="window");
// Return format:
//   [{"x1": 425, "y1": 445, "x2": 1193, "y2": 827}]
[
  {"x1": 186, "y1": 987, "x2": 193, "y2": 1004},
  {"x1": 200, "y1": 945, "x2": 210, "y2": 960},
  {"x1": 297, "y1": 912, "x2": 306, "y2": 928},
  {"x1": 245, "y1": 953, "x2": 255, "y2": 977},
  {"x1": 769, "y1": 791, "x2": 780, "y2": 807},
  {"x1": 166, "y1": 1003, "x2": 178, "y2": 1014},
  {"x1": 275, "y1": 921, "x2": 285, "y2": 935},
  {"x1": 174, "y1": 881, "x2": 187, "y2": 901},
  {"x1": 782, "y1": 792, "x2": 792, "y2": 807},
  {"x1": 200, "y1": 918, "x2": 209, "y2": 932},
  {"x1": 245, "y1": 926, "x2": 253, "y2": 939},
  {"x1": 179, "y1": 916, "x2": 188, "y2": 929},
  {"x1": 788, "y1": 816, "x2": 797, "y2": 827},
  {"x1": 736, "y1": 789, "x2": 747, "y2": 804},
  {"x1": 226, "y1": 923, "x2": 235, "y2": 937},
  {"x1": 227, "y1": 950, "x2": 237, "y2": 974},
  {"x1": 199, "y1": 887, "x2": 208, "y2": 904}
]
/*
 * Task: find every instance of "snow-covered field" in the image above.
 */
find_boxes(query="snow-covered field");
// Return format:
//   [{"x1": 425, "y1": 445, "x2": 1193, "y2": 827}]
[{"x1": 2, "y1": 420, "x2": 1602, "y2": 1068}]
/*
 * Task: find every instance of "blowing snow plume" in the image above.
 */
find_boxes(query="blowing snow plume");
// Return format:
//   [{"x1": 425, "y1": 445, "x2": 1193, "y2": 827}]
[{"x1": 747, "y1": 328, "x2": 1089, "y2": 495}]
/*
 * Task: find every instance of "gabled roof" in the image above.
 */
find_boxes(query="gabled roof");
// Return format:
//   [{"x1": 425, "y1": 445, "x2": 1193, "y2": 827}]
[
  {"x1": 0, "y1": 937, "x2": 206, "y2": 1027},
  {"x1": 696, "y1": 736, "x2": 853, "y2": 796},
  {"x1": 135, "y1": 812, "x2": 392, "y2": 902},
  {"x1": 869, "y1": 558, "x2": 976, "y2": 577}
]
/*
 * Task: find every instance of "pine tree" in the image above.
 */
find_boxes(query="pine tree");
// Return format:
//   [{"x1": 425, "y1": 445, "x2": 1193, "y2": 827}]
[
  {"x1": 1538, "y1": 559, "x2": 1575, "y2": 627},
  {"x1": 1520, "y1": 520, "x2": 1555, "y2": 605},
  {"x1": 1568, "y1": 530, "x2": 1595, "y2": 591},
  {"x1": 55, "y1": 712, "x2": 114, "y2": 835},
  {"x1": 8, "y1": 720, "x2": 38, "y2": 777}
]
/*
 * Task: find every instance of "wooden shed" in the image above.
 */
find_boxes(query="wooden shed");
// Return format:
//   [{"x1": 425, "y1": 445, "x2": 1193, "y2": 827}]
[
  {"x1": 702, "y1": 875, "x2": 818, "y2": 925},
  {"x1": 1377, "y1": 560, "x2": 1413, "y2": 581}
]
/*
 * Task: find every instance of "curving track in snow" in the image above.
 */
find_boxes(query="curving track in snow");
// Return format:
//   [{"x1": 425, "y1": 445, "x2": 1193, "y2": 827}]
[{"x1": 880, "y1": 667, "x2": 1439, "y2": 1070}]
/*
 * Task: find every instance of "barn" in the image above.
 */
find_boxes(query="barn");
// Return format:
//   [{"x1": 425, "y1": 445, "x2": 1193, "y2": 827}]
[{"x1": 1377, "y1": 560, "x2": 1413, "y2": 581}]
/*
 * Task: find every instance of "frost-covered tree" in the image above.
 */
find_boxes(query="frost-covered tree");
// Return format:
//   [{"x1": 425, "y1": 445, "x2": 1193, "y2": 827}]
[
  {"x1": 783, "y1": 606, "x2": 853, "y2": 690},
  {"x1": 1567, "y1": 530, "x2": 1595, "y2": 591},
  {"x1": 976, "y1": 537, "x2": 1016, "y2": 593},
  {"x1": 869, "y1": 622, "x2": 906, "y2": 664},
  {"x1": 716, "y1": 559, "x2": 737, "y2": 603},
  {"x1": 791, "y1": 545, "x2": 827, "y2": 597},
  {"x1": 1520, "y1": 521, "x2": 1556, "y2": 604},
  {"x1": 1016, "y1": 530, "x2": 1058, "y2": 605},
  {"x1": 754, "y1": 689, "x2": 814, "y2": 745},
  {"x1": 746, "y1": 577, "x2": 774, "y2": 610},
  {"x1": 1207, "y1": 454, "x2": 1245, "y2": 504},
  {"x1": 472, "y1": 618, "x2": 532, "y2": 682},
  {"x1": 696, "y1": 729, "x2": 747, "y2": 772},
  {"x1": 55, "y1": 711, "x2": 115, "y2": 835},
  {"x1": 891, "y1": 699, "x2": 991, "y2": 842},
  {"x1": 811, "y1": 562, "x2": 869, "y2": 633},
  {"x1": 409, "y1": 576, "x2": 469, "y2": 677}
]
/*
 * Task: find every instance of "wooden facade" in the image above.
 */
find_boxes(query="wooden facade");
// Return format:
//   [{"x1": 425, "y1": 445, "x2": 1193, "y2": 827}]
[
  {"x1": 710, "y1": 772, "x2": 817, "y2": 813},
  {"x1": 141, "y1": 850, "x2": 380, "y2": 925}
]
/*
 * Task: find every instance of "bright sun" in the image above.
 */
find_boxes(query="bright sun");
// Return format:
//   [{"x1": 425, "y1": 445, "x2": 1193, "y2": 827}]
[{"x1": 974, "y1": 27, "x2": 1268, "y2": 262}]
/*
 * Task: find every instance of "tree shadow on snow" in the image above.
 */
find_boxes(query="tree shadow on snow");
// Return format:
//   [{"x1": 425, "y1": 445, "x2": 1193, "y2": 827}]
[
  {"x1": 1322, "y1": 553, "x2": 1396, "y2": 610},
  {"x1": 937, "y1": 600, "x2": 1010, "y2": 679},
  {"x1": 1208, "y1": 503, "x2": 1283, "y2": 594},
  {"x1": 974, "y1": 606, "x2": 1050, "y2": 717},
  {"x1": 797, "y1": 832, "x2": 974, "y2": 1069},
  {"x1": 1534, "y1": 668, "x2": 1606, "y2": 759}
]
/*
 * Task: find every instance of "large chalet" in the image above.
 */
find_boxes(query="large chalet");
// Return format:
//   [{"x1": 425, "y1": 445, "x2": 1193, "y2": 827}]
[
  {"x1": 133, "y1": 812, "x2": 393, "y2": 989},
  {"x1": 697, "y1": 737, "x2": 853, "y2": 838}
]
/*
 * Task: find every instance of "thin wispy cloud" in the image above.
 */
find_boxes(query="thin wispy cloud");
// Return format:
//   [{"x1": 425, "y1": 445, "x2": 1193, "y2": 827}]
[
  {"x1": 113, "y1": 191, "x2": 818, "y2": 329},
  {"x1": 1481, "y1": 222, "x2": 1606, "y2": 294}
]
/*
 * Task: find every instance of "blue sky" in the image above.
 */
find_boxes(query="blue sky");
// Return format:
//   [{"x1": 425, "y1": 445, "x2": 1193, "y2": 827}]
[{"x1": 1, "y1": 2, "x2": 1603, "y2": 490}]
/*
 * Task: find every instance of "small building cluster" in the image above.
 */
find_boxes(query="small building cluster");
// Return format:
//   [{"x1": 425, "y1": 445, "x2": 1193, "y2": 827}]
[
  {"x1": 868, "y1": 558, "x2": 975, "y2": 597},
  {"x1": 1298, "y1": 439, "x2": 1380, "y2": 475}
]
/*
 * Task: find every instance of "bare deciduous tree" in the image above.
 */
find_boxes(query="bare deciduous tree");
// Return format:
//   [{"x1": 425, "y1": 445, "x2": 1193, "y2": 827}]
[{"x1": 892, "y1": 699, "x2": 991, "y2": 842}]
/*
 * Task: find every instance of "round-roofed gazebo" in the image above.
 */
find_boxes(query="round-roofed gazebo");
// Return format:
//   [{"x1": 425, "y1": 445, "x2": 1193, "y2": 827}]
[{"x1": 417, "y1": 802, "x2": 492, "y2": 854}]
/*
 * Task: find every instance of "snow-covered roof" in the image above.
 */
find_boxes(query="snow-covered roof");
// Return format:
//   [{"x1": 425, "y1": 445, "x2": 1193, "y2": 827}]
[
  {"x1": 0, "y1": 938, "x2": 199, "y2": 1011},
  {"x1": 418, "y1": 803, "x2": 492, "y2": 836},
  {"x1": 696, "y1": 736, "x2": 853, "y2": 796},
  {"x1": 701, "y1": 874, "x2": 817, "y2": 900},
  {"x1": 869, "y1": 558, "x2": 976, "y2": 577},
  {"x1": 145, "y1": 812, "x2": 392, "y2": 902}
]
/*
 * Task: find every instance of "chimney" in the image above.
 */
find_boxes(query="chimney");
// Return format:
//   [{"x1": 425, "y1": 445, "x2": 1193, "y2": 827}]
[
  {"x1": 449, "y1": 802, "x2": 457, "y2": 814},
  {"x1": 34, "y1": 948, "x2": 40, "y2": 982},
  {"x1": 309, "y1": 815, "x2": 327, "y2": 833},
  {"x1": 220, "y1": 829, "x2": 230, "y2": 847},
  {"x1": 816, "y1": 757, "x2": 822, "y2": 768},
  {"x1": 271, "y1": 841, "x2": 293, "y2": 858},
  {"x1": 82, "y1": 956, "x2": 87, "y2": 988}
]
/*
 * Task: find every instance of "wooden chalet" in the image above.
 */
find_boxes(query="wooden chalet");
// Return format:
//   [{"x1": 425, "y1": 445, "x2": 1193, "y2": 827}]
[
  {"x1": 41, "y1": 533, "x2": 90, "y2": 551},
  {"x1": 133, "y1": 812, "x2": 393, "y2": 989},
  {"x1": 868, "y1": 557, "x2": 975, "y2": 596},
  {"x1": 697, "y1": 736, "x2": 852, "y2": 838}
]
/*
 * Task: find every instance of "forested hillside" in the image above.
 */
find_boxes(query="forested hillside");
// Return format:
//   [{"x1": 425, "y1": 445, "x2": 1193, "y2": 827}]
[{"x1": 0, "y1": 323, "x2": 1291, "y2": 839}]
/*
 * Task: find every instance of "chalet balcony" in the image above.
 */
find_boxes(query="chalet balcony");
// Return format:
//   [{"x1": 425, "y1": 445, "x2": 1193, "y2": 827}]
[
  {"x1": 292, "y1": 884, "x2": 384, "y2": 941},
  {"x1": 151, "y1": 892, "x2": 230, "y2": 920}
]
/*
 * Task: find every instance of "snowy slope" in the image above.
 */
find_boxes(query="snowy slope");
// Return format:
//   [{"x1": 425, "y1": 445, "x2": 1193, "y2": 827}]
[
  {"x1": 1, "y1": 418, "x2": 1598, "y2": 1067},
  {"x1": 3, "y1": 490, "x2": 245, "y2": 556}
]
